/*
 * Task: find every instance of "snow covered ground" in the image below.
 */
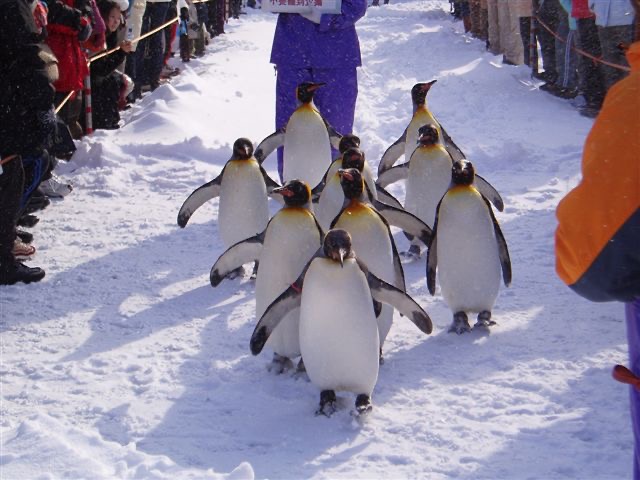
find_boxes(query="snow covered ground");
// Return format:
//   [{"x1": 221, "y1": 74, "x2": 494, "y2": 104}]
[{"x1": 1, "y1": 1, "x2": 632, "y2": 478}]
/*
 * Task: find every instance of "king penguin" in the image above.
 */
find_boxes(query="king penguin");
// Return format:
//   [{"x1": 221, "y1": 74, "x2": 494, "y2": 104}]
[
  {"x1": 209, "y1": 179, "x2": 323, "y2": 372},
  {"x1": 177, "y1": 138, "x2": 279, "y2": 278},
  {"x1": 331, "y1": 168, "x2": 432, "y2": 358},
  {"x1": 377, "y1": 124, "x2": 505, "y2": 258},
  {"x1": 377, "y1": 81, "x2": 465, "y2": 176},
  {"x1": 250, "y1": 229, "x2": 432, "y2": 416},
  {"x1": 427, "y1": 160, "x2": 512, "y2": 334},
  {"x1": 254, "y1": 82, "x2": 342, "y2": 188},
  {"x1": 315, "y1": 145, "x2": 396, "y2": 229}
]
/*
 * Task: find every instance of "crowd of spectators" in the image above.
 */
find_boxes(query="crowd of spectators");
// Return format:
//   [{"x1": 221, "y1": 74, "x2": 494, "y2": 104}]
[
  {"x1": 450, "y1": 0, "x2": 635, "y2": 118},
  {"x1": 0, "y1": 0, "x2": 246, "y2": 285}
]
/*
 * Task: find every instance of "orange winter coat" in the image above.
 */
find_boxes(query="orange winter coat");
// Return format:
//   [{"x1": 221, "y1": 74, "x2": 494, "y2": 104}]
[{"x1": 555, "y1": 42, "x2": 640, "y2": 302}]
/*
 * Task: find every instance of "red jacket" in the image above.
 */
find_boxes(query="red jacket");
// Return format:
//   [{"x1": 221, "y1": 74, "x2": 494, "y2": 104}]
[
  {"x1": 46, "y1": 0, "x2": 88, "y2": 92},
  {"x1": 571, "y1": 0, "x2": 595, "y2": 19}
]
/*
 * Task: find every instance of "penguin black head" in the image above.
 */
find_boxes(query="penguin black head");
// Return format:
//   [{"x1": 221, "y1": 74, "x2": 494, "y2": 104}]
[
  {"x1": 411, "y1": 80, "x2": 437, "y2": 106},
  {"x1": 451, "y1": 160, "x2": 475, "y2": 186},
  {"x1": 338, "y1": 134, "x2": 361, "y2": 153},
  {"x1": 341, "y1": 147, "x2": 365, "y2": 172},
  {"x1": 417, "y1": 124, "x2": 440, "y2": 147},
  {"x1": 232, "y1": 138, "x2": 254, "y2": 160},
  {"x1": 323, "y1": 229, "x2": 353, "y2": 267},
  {"x1": 296, "y1": 82, "x2": 325, "y2": 104},
  {"x1": 272, "y1": 179, "x2": 311, "y2": 207},
  {"x1": 338, "y1": 168, "x2": 364, "y2": 200}
]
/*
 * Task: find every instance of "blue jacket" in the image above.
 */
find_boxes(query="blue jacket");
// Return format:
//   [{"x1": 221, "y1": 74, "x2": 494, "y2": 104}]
[
  {"x1": 589, "y1": 0, "x2": 634, "y2": 27},
  {"x1": 270, "y1": 0, "x2": 367, "y2": 69}
]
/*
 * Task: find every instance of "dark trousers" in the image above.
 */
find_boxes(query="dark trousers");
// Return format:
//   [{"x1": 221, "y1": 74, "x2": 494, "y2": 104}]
[
  {"x1": 519, "y1": 17, "x2": 534, "y2": 68},
  {"x1": 576, "y1": 17, "x2": 606, "y2": 108},
  {"x1": 534, "y1": 0, "x2": 560, "y2": 82},
  {"x1": 135, "y1": 1, "x2": 171, "y2": 90},
  {"x1": 597, "y1": 24, "x2": 632, "y2": 92},
  {"x1": 0, "y1": 156, "x2": 24, "y2": 266}
]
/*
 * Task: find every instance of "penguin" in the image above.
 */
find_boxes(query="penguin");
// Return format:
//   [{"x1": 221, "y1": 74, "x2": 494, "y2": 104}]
[
  {"x1": 331, "y1": 168, "x2": 432, "y2": 356},
  {"x1": 315, "y1": 146, "x2": 402, "y2": 231},
  {"x1": 177, "y1": 138, "x2": 279, "y2": 278},
  {"x1": 254, "y1": 82, "x2": 342, "y2": 188},
  {"x1": 377, "y1": 124, "x2": 504, "y2": 258},
  {"x1": 427, "y1": 160, "x2": 512, "y2": 334},
  {"x1": 250, "y1": 229, "x2": 432, "y2": 416},
  {"x1": 210, "y1": 180, "x2": 323, "y2": 372},
  {"x1": 377, "y1": 81, "x2": 465, "y2": 176}
]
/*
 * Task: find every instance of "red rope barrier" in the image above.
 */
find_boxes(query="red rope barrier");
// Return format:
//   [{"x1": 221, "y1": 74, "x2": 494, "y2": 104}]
[{"x1": 534, "y1": 14, "x2": 631, "y2": 73}]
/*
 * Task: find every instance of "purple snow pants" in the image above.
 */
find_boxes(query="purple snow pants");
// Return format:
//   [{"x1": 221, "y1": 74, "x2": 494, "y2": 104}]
[
  {"x1": 627, "y1": 298, "x2": 640, "y2": 479},
  {"x1": 275, "y1": 66, "x2": 358, "y2": 182}
]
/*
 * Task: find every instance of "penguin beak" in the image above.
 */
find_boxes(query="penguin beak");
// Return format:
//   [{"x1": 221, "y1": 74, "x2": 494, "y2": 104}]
[
  {"x1": 338, "y1": 248, "x2": 346, "y2": 268},
  {"x1": 309, "y1": 83, "x2": 326, "y2": 92},
  {"x1": 421, "y1": 80, "x2": 437, "y2": 92},
  {"x1": 272, "y1": 186, "x2": 293, "y2": 197},
  {"x1": 338, "y1": 169, "x2": 354, "y2": 181}
]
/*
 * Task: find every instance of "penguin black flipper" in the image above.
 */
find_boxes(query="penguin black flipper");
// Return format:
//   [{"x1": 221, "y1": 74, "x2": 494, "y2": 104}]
[
  {"x1": 426, "y1": 199, "x2": 442, "y2": 295},
  {"x1": 484, "y1": 198, "x2": 512, "y2": 287},
  {"x1": 366, "y1": 271, "x2": 433, "y2": 334},
  {"x1": 389, "y1": 231, "x2": 407, "y2": 292},
  {"x1": 441, "y1": 125, "x2": 466, "y2": 164},
  {"x1": 250, "y1": 284, "x2": 301, "y2": 355},
  {"x1": 254, "y1": 128, "x2": 285, "y2": 164},
  {"x1": 373, "y1": 200, "x2": 432, "y2": 246},
  {"x1": 250, "y1": 251, "x2": 322, "y2": 355},
  {"x1": 323, "y1": 120, "x2": 343, "y2": 150},
  {"x1": 474, "y1": 174, "x2": 504, "y2": 212},
  {"x1": 177, "y1": 167, "x2": 226, "y2": 228},
  {"x1": 376, "y1": 162, "x2": 409, "y2": 188},
  {"x1": 378, "y1": 131, "x2": 407, "y2": 175},
  {"x1": 259, "y1": 166, "x2": 281, "y2": 193},
  {"x1": 375, "y1": 184, "x2": 403, "y2": 209},
  {"x1": 210, "y1": 230, "x2": 266, "y2": 287}
]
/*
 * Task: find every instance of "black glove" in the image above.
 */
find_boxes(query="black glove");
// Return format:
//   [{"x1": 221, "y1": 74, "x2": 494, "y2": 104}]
[{"x1": 78, "y1": 15, "x2": 92, "y2": 42}]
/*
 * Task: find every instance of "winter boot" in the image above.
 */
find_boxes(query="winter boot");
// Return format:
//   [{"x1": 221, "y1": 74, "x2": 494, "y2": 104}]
[{"x1": 0, "y1": 261, "x2": 45, "y2": 285}]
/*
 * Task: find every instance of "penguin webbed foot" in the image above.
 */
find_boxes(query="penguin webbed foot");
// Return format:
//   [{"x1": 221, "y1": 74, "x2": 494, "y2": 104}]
[
  {"x1": 449, "y1": 311, "x2": 471, "y2": 334},
  {"x1": 353, "y1": 394, "x2": 372, "y2": 416},
  {"x1": 225, "y1": 265, "x2": 246, "y2": 280},
  {"x1": 474, "y1": 310, "x2": 496, "y2": 330},
  {"x1": 267, "y1": 352, "x2": 294, "y2": 374},
  {"x1": 379, "y1": 347, "x2": 384, "y2": 366},
  {"x1": 400, "y1": 244, "x2": 421, "y2": 261},
  {"x1": 315, "y1": 390, "x2": 337, "y2": 417},
  {"x1": 250, "y1": 261, "x2": 259, "y2": 280}
]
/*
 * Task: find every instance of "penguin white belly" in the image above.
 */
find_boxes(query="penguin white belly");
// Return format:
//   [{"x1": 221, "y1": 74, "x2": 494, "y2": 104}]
[
  {"x1": 284, "y1": 108, "x2": 332, "y2": 188},
  {"x1": 299, "y1": 259, "x2": 379, "y2": 395},
  {"x1": 403, "y1": 110, "x2": 443, "y2": 164},
  {"x1": 316, "y1": 173, "x2": 343, "y2": 231},
  {"x1": 437, "y1": 190, "x2": 501, "y2": 313},
  {"x1": 405, "y1": 149, "x2": 451, "y2": 229},
  {"x1": 219, "y1": 160, "x2": 269, "y2": 247},
  {"x1": 335, "y1": 206, "x2": 396, "y2": 343},
  {"x1": 256, "y1": 209, "x2": 321, "y2": 358}
]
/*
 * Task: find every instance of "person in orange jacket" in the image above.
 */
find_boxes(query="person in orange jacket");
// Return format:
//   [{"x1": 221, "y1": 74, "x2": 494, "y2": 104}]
[{"x1": 555, "y1": 0, "x2": 639, "y2": 474}]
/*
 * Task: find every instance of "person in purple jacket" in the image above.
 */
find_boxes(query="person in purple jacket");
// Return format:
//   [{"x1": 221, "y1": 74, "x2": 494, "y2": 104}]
[{"x1": 269, "y1": 0, "x2": 367, "y2": 180}]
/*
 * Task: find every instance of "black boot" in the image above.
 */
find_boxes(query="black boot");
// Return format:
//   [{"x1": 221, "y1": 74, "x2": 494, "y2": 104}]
[
  {"x1": 0, "y1": 261, "x2": 45, "y2": 285},
  {"x1": 16, "y1": 229, "x2": 33, "y2": 244}
]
